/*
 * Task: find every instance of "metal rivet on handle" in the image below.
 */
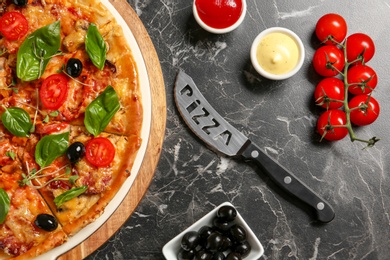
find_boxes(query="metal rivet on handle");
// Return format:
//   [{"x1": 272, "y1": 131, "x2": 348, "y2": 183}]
[
  {"x1": 251, "y1": 150, "x2": 259, "y2": 158},
  {"x1": 284, "y1": 176, "x2": 292, "y2": 184},
  {"x1": 317, "y1": 202, "x2": 325, "y2": 210}
]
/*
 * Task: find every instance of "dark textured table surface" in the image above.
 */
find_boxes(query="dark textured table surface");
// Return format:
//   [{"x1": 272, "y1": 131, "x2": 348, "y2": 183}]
[{"x1": 88, "y1": 1, "x2": 390, "y2": 259}]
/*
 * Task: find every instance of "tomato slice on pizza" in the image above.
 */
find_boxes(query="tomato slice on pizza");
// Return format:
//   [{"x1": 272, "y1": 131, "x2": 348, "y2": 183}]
[
  {"x1": 85, "y1": 137, "x2": 116, "y2": 167},
  {"x1": 0, "y1": 11, "x2": 29, "y2": 41},
  {"x1": 39, "y1": 74, "x2": 69, "y2": 110}
]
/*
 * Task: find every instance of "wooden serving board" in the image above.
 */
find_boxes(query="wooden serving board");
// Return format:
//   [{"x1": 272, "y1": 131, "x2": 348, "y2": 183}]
[{"x1": 58, "y1": 1, "x2": 166, "y2": 259}]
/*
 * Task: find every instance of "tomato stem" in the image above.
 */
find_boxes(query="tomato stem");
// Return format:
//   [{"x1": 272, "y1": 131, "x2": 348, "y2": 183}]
[{"x1": 337, "y1": 39, "x2": 379, "y2": 148}]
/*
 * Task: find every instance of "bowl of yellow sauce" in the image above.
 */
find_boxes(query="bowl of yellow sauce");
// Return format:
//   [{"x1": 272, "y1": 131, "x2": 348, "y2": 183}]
[{"x1": 250, "y1": 27, "x2": 305, "y2": 80}]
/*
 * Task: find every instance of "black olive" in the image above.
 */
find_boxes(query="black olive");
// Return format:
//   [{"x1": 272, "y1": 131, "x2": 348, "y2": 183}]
[
  {"x1": 66, "y1": 58, "x2": 83, "y2": 77},
  {"x1": 181, "y1": 231, "x2": 200, "y2": 251},
  {"x1": 199, "y1": 225, "x2": 213, "y2": 238},
  {"x1": 177, "y1": 248, "x2": 195, "y2": 260},
  {"x1": 219, "y1": 235, "x2": 232, "y2": 252},
  {"x1": 233, "y1": 240, "x2": 251, "y2": 258},
  {"x1": 217, "y1": 205, "x2": 237, "y2": 222},
  {"x1": 13, "y1": 0, "x2": 28, "y2": 6},
  {"x1": 205, "y1": 231, "x2": 224, "y2": 252},
  {"x1": 194, "y1": 249, "x2": 213, "y2": 260},
  {"x1": 225, "y1": 252, "x2": 242, "y2": 260},
  {"x1": 66, "y1": 142, "x2": 86, "y2": 163},
  {"x1": 211, "y1": 251, "x2": 225, "y2": 260},
  {"x1": 212, "y1": 216, "x2": 232, "y2": 233},
  {"x1": 229, "y1": 224, "x2": 247, "y2": 243},
  {"x1": 198, "y1": 225, "x2": 213, "y2": 247},
  {"x1": 34, "y1": 214, "x2": 58, "y2": 231}
]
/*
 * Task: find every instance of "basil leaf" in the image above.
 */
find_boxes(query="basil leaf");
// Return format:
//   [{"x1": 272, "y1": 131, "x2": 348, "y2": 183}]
[
  {"x1": 85, "y1": 23, "x2": 107, "y2": 70},
  {"x1": 84, "y1": 86, "x2": 120, "y2": 136},
  {"x1": 0, "y1": 188, "x2": 10, "y2": 224},
  {"x1": 1, "y1": 107, "x2": 33, "y2": 137},
  {"x1": 17, "y1": 21, "x2": 61, "y2": 81},
  {"x1": 54, "y1": 186, "x2": 88, "y2": 208},
  {"x1": 35, "y1": 132, "x2": 69, "y2": 167},
  {"x1": 6, "y1": 151, "x2": 16, "y2": 160}
]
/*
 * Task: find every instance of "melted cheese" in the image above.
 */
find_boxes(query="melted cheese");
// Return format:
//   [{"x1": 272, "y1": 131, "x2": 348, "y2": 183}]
[{"x1": 55, "y1": 193, "x2": 101, "y2": 225}]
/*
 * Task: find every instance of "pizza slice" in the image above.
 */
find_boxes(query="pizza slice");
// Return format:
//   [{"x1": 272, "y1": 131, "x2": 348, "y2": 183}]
[{"x1": 0, "y1": 129, "x2": 67, "y2": 259}]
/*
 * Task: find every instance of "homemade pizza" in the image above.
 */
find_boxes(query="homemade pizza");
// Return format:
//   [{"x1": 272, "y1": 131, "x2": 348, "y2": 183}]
[{"x1": 0, "y1": 0, "x2": 144, "y2": 258}]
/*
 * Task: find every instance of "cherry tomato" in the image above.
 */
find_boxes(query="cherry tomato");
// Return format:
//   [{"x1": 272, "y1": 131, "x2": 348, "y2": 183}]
[
  {"x1": 195, "y1": 0, "x2": 243, "y2": 29},
  {"x1": 315, "y1": 13, "x2": 347, "y2": 45},
  {"x1": 314, "y1": 78, "x2": 345, "y2": 109},
  {"x1": 316, "y1": 110, "x2": 348, "y2": 141},
  {"x1": 313, "y1": 45, "x2": 345, "y2": 77},
  {"x1": 345, "y1": 33, "x2": 375, "y2": 63},
  {"x1": 349, "y1": 95, "x2": 380, "y2": 126},
  {"x1": 85, "y1": 137, "x2": 115, "y2": 167},
  {"x1": 347, "y1": 64, "x2": 377, "y2": 95},
  {"x1": 0, "y1": 11, "x2": 29, "y2": 41},
  {"x1": 40, "y1": 74, "x2": 69, "y2": 110}
]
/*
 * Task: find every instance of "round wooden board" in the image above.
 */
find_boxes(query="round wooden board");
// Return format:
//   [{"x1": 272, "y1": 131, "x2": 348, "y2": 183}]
[{"x1": 58, "y1": 1, "x2": 166, "y2": 259}]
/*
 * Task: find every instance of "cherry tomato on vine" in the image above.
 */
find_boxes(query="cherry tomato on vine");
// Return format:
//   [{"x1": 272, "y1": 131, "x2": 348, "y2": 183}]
[
  {"x1": 316, "y1": 110, "x2": 348, "y2": 141},
  {"x1": 349, "y1": 95, "x2": 380, "y2": 126},
  {"x1": 314, "y1": 78, "x2": 345, "y2": 109},
  {"x1": 345, "y1": 33, "x2": 375, "y2": 63},
  {"x1": 315, "y1": 13, "x2": 347, "y2": 45},
  {"x1": 347, "y1": 64, "x2": 377, "y2": 95},
  {"x1": 85, "y1": 137, "x2": 115, "y2": 167},
  {"x1": 40, "y1": 74, "x2": 69, "y2": 110},
  {"x1": 313, "y1": 45, "x2": 345, "y2": 77},
  {"x1": 0, "y1": 11, "x2": 29, "y2": 41}
]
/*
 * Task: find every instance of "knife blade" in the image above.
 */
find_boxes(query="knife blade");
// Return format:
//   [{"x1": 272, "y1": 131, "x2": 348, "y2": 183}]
[{"x1": 174, "y1": 70, "x2": 335, "y2": 223}]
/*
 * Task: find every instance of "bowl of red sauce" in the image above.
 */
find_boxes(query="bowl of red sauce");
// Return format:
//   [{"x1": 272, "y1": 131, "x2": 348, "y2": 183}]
[{"x1": 193, "y1": 0, "x2": 247, "y2": 34}]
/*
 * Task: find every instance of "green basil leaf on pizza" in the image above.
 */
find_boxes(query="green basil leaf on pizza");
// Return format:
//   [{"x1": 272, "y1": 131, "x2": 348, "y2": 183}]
[
  {"x1": 17, "y1": 21, "x2": 61, "y2": 81},
  {"x1": 54, "y1": 185, "x2": 88, "y2": 207},
  {"x1": 0, "y1": 188, "x2": 10, "y2": 224},
  {"x1": 85, "y1": 23, "x2": 107, "y2": 70},
  {"x1": 35, "y1": 132, "x2": 69, "y2": 167},
  {"x1": 84, "y1": 86, "x2": 120, "y2": 136},
  {"x1": 1, "y1": 107, "x2": 33, "y2": 137}
]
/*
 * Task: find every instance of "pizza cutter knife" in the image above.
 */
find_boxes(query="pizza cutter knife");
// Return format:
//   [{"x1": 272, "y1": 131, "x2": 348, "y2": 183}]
[{"x1": 174, "y1": 70, "x2": 335, "y2": 223}]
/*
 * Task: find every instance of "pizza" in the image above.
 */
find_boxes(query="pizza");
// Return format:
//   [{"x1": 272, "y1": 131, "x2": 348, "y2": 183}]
[{"x1": 0, "y1": 0, "x2": 143, "y2": 258}]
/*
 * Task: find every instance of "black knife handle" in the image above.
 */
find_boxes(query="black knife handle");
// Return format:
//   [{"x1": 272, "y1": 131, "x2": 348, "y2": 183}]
[{"x1": 241, "y1": 141, "x2": 335, "y2": 223}]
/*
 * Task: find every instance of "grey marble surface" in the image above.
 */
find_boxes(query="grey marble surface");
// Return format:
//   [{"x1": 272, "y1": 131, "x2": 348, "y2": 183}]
[{"x1": 87, "y1": 0, "x2": 390, "y2": 259}]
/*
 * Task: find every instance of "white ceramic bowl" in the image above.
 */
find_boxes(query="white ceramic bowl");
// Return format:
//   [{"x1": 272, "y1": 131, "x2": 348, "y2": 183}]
[
  {"x1": 250, "y1": 27, "x2": 305, "y2": 80},
  {"x1": 193, "y1": 0, "x2": 247, "y2": 34},
  {"x1": 162, "y1": 202, "x2": 264, "y2": 259}
]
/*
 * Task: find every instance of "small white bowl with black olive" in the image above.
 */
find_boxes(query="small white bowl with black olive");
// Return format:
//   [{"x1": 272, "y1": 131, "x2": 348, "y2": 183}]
[{"x1": 162, "y1": 202, "x2": 264, "y2": 260}]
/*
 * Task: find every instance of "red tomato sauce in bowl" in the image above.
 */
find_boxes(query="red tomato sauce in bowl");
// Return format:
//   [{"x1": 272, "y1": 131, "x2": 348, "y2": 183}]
[{"x1": 194, "y1": 0, "x2": 245, "y2": 33}]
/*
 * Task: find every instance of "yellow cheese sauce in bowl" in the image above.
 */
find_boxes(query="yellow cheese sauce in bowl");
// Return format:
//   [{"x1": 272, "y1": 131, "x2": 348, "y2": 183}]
[{"x1": 250, "y1": 27, "x2": 304, "y2": 80}]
